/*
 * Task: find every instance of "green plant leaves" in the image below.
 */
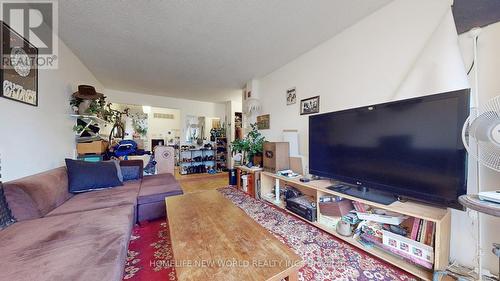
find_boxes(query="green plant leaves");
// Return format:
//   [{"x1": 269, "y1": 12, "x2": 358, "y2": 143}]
[{"x1": 230, "y1": 122, "x2": 265, "y2": 162}]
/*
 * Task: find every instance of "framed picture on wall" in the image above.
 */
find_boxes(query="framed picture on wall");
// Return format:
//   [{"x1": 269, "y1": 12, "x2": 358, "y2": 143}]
[
  {"x1": 257, "y1": 114, "x2": 270, "y2": 130},
  {"x1": 300, "y1": 96, "x2": 320, "y2": 115},
  {"x1": 0, "y1": 21, "x2": 39, "y2": 106},
  {"x1": 286, "y1": 87, "x2": 296, "y2": 105}
]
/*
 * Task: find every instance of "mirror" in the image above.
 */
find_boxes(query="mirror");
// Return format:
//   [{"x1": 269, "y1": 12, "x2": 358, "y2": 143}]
[{"x1": 185, "y1": 115, "x2": 205, "y2": 144}]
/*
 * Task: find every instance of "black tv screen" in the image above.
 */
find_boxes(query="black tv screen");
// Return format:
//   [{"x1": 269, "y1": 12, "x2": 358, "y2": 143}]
[{"x1": 309, "y1": 89, "x2": 470, "y2": 209}]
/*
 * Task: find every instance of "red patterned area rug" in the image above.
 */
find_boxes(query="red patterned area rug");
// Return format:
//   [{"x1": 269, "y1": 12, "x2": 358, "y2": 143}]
[
  {"x1": 123, "y1": 220, "x2": 177, "y2": 281},
  {"x1": 123, "y1": 187, "x2": 418, "y2": 281}
]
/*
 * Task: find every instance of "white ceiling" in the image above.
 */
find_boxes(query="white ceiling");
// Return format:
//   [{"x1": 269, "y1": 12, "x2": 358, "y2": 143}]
[{"x1": 58, "y1": 0, "x2": 391, "y2": 103}]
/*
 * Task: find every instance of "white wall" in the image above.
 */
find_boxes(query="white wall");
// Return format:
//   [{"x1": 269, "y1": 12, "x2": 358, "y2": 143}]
[
  {"x1": 104, "y1": 89, "x2": 226, "y2": 145},
  {"x1": 457, "y1": 21, "x2": 500, "y2": 275},
  {"x1": 253, "y1": 0, "x2": 464, "y2": 169},
  {"x1": 225, "y1": 100, "x2": 243, "y2": 168},
  {"x1": 250, "y1": 0, "x2": 498, "y2": 275},
  {"x1": 0, "y1": 39, "x2": 102, "y2": 182},
  {"x1": 147, "y1": 106, "x2": 181, "y2": 141}
]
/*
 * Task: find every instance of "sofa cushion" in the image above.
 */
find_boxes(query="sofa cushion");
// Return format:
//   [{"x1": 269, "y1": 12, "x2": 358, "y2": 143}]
[
  {"x1": 138, "y1": 174, "x2": 183, "y2": 204},
  {"x1": 141, "y1": 173, "x2": 178, "y2": 187},
  {"x1": 121, "y1": 166, "x2": 141, "y2": 181},
  {"x1": 65, "y1": 159, "x2": 123, "y2": 193},
  {"x1": 3, "y1": 184, "x2": 40, "y2": 221},
  {"x1": 2, "y1": 167, "x2": 72, "y2": 220},
  {"x1": 137, "y1": 201, "x2": 167, "y2": 222},
  {"x1": 46, "y1": 180, "x2": 141, "y2": 217},
  {"x1": 0, "y1": 204, "x2": 134, "y2": 281},
  {"x1": 120, "y1": 160, "x2": 144, "y2": 178},
  {"x1": 138, "y1": 183, "x2": 183, "y2": 204},
  {"x1": 0, "y1": 183, "x2": 16, "y2": 229}
]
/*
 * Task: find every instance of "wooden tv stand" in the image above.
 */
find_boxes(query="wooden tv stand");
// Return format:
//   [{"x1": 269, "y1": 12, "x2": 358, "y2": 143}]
[{"x1": 259, "y1": 171, "x2": 451, "y2": 281}]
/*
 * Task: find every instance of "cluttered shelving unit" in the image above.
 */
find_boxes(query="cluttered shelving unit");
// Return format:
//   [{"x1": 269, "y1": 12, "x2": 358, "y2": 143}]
[
  {"x1": 215, "y1": 137, "x2": 228, "y2": 172},
  {"x1": 71, "y1": 115, "x2": 108, "y2": 137},
  {"x1": 179, "y1": 148, "x2": 216, "y2": 175},
  {"x1": 168, "y1": 144, "x2": 180, "y2": 166},
  {"x1": 71, "y1": 115, "x2": 110, "y2": 161},
  {"x1": 259, "y1": 171, "x2": 450, "y2": 281},
  {"x1": 235, "y1": 165, "x2": 263, "y2": 198}
]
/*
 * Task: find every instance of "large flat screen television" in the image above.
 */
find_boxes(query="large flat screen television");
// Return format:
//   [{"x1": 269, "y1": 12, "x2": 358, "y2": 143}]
[{"x1": 309, "y1": 89, "x2": 470, "y2": 209}]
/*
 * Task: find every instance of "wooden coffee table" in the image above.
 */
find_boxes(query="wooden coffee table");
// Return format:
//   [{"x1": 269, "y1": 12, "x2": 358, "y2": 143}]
[{"x1": 166, "y1": 190, "x2": 303, "y2": 281}]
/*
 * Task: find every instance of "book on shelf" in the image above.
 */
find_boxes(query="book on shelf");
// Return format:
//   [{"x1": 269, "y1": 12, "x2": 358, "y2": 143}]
[
  {"x1": 430, "y1": 223, "x2": 436, "y2": 247},
  {"x1": 416, "y1": 219, "x2": 423, "y2": 242},
  {"x1": 419, "y1": 220, "x2": 427, "y2": 243},
  {"x1": 319, "y1": 195, "x2": 344, "y2": 203},
  {"x1": 360, "y1": 233, "x2": 433, "y2": 269},
  {"x1": 353, "y1": 201, "x2": 371, "y2": 212},
  {"x1": 410, "y1": 218, "x2": 421, "y2": 240},
  {"x1": 357, "y1": 217, "x2": 436, "y2": 270},
  {"x1": 355, "y1": 211, "x2": 407, "y2": 225},
  {"x1": 424, "y1": 220, "x2": 434, "y2": 246},
  {"x1": 402, "y1": 217, "x2": 436, "y2": 247}
]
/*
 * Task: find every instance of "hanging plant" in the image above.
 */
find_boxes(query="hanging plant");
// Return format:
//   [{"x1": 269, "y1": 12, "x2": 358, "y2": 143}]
[
  {"x1": 129, "y1": 112, "x2": 148, "y2": 137},
  {"x1": 132, "y1": 118, "x2": 148, "y2": 137}
]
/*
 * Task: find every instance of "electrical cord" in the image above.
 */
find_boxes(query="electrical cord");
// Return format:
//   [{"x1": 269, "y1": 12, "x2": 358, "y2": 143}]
[
  {"x1": 467, "y1": 60, "x2": 474, "y2": 75},
  {"x1": 466, "y1": 36, "x2": 478, "y2": 76}
]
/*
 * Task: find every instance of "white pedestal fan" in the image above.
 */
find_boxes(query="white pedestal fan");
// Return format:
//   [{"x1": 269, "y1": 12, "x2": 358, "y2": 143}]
[{"x1": 461, "y1": 27, "x2": 500, "y2": 279}]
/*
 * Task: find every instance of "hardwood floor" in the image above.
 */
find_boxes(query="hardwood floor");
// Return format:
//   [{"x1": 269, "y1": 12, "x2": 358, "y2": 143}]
[{"x1": 175, "y1": 170, "x2": 229, "y2": 194}]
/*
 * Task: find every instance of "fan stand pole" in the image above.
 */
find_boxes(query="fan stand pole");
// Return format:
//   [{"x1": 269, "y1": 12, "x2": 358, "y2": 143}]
[{"x1": 470, "y1": 26, "x2": 483, "y2": 280}]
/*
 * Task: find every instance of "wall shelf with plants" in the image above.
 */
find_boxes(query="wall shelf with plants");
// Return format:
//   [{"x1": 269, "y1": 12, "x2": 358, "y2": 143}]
[{"x1": 71, "y1": 115, "x2": 108, "y2": 137}]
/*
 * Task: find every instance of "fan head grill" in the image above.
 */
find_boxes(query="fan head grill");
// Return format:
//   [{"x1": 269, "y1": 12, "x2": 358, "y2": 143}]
[{"x1": 463, "y1": 95, "x2": 500, "y2": 172}]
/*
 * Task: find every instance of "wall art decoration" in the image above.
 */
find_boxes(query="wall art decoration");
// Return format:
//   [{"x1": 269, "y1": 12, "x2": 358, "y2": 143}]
[
  {"x1": 256, "y1": 114, "x2": 270, "y2": 130},
  {"x1": 286, "y1": 87, "x2": 296, "y2": 105},
  {"x1": 1, "y1": 21, "x2": 38, "y2": 106},
  {"x1": 300, "y1": 96, "x2": 320, "y2": 115}
]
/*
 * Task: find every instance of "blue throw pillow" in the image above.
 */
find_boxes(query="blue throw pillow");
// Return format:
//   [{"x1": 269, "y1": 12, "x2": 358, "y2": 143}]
[
  {"x1": 121, "y1": 166, "x2": 141, "y2": 181},
  {"x1": 108, "y1": 160, "x2": 123, "y2": 182},
  {"x1": 0, "y1": 183, "x2": 16, "y2": 230},
  {"x1": 65, "y1": 159, "x2": 123, "y2": 193}
]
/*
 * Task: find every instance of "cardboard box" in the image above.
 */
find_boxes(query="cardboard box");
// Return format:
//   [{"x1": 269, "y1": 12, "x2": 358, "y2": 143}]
[
  {"x1": 77, "y1": 140, "x2": 109, "y2": 155},
  {"x1": 319, "y1": 215, "x2": 340, "y2": 229},
  {"x1": 263, "y1": 142, "x2": 290, "y2": 173},
  {"x1": 319, "y1": 200, "x2": 354, "y2": 217}
]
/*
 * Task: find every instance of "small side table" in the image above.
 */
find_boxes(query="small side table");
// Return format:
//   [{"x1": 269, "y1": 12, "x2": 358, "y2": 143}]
[
  {"x1": 235, "y1": 166, "x2": 263, "y2": 198},
  {"x1": 459, "y1": 195, "x2": 500, "y2": 279}
]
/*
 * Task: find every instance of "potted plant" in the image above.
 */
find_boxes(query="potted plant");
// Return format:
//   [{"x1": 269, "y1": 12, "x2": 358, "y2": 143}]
[
  {"x1": 130, "y1": 113, "x2": 148, "y2": 138},
  {"x1": 72, "y1": 124, "x2": 92, "y2": 135},
  {"x1": 231, "y1": 123, "x2": 265, "y2": 167},
  {"x1": 70, "y1": 95, "x2": 110, "y2": 119}
]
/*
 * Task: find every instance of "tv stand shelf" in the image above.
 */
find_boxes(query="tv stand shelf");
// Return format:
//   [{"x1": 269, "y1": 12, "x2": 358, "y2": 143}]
[{"x1": 259, "y1": 171, "x2": 451, "y2": 281}]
